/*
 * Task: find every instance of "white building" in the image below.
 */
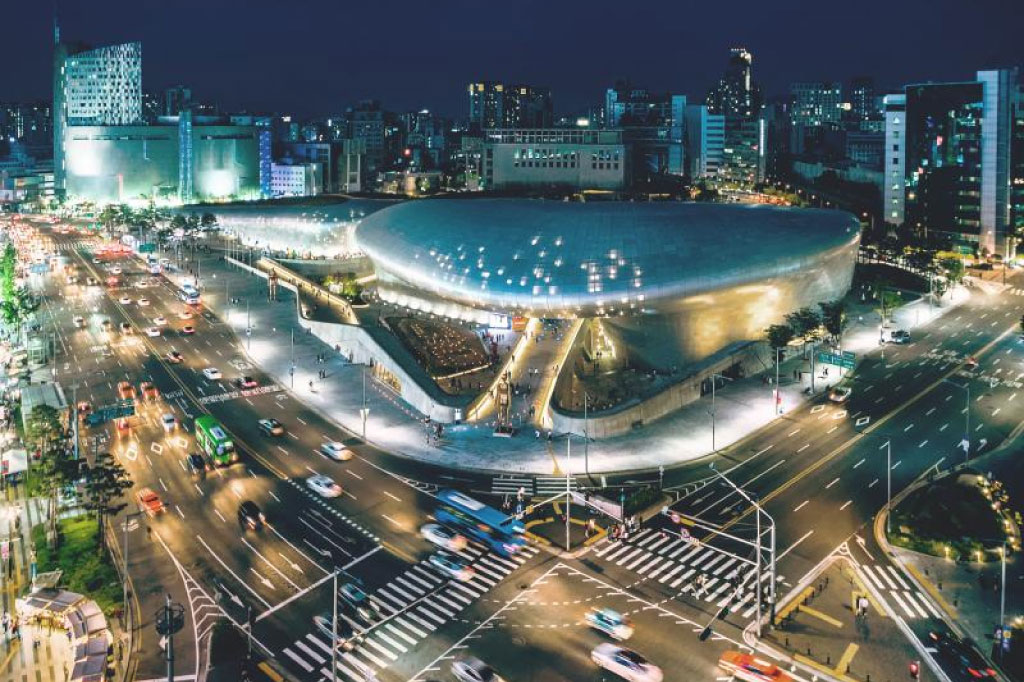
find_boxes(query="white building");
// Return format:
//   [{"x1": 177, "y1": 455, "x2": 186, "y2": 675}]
[
  {"x1": 684, "y1": 105, "x2": 725, "y2": 179},
  {"x1": 476, "y1": 128, "x2": 626, "y2": 191},
  {"x1": 271, "y1": 162, "x2": 322, "y2": 197},
  {"x1": 882, "y1": 94, "x2": 906, "y2": 226},
  {"x1": 53, "y1": 41, "x2": 143, "y2": 196}
]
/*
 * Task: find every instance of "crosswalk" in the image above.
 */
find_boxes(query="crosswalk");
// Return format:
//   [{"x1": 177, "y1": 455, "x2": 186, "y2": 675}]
[
  {"x1": 279, "y1": 542, "x2": 540, "y2": 681},
  {"x1": 53, "y1": 240, "x2": 92, "y2": 252},
  {"x1": 490, "y1": 474, "x2": 578, "y2": 497},
  {"x1": 590, "y1": 528, "x2": 774, "y2": 620},
  {"x1": 859, "y1": 563, "x2": 943, "y2": 620},
  {"x1": 1006, "y1": 287, "x2": 1024, "y2": 297}
]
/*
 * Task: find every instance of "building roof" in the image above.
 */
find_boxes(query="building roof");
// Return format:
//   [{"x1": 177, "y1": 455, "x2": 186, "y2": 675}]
[{"x1": 356, "y1": 199, "x2": 860, "y2": 316}]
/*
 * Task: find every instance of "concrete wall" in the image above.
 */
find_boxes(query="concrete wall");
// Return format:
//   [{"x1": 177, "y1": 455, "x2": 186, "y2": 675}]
[
  {"x1": 235, "y1": 257, "x2": 463, "y2": 423},
  {"x1": 548, "y1": 342, "x2": 770, "y2": 439}
]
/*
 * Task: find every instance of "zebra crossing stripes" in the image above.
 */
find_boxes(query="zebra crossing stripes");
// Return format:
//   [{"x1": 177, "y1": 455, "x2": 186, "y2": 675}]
[
  {"x1": 590, "y1": 528, "x2": 772, "y2": 620},
  {"x1": 535, "y1": 476, "x2": 577, "y2": 496},
  {"x1": 492, "y1": 474, "x2": 532, "y2": 495},
  {"x1": 1007, "y1": 287, "x2": 1024, "y2": 297},
  {"x1": 279, "y1": 543, "x2": 540, "y2": 682},
  {"x1": 859, "y1": 564, "x2": 942, "y2": 620}
]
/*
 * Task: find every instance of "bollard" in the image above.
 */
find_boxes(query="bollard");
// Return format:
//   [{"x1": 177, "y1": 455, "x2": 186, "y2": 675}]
[
  {"x1": 826, "y1": 655, "x2": 831, "y2": 666},
  {"x1": 866, "y1": 675, "x2": 870, "y2": 682},
  {"x1": 938, "y1": 581, "x2": 942, "y2": 590},
  {"x1": 825, "y1": 576, "x2": 829, "y2": 586},
  {"x1": 807, "y1": 647, "x2": 812, "y2": 657},
  {"x1": 786, "y1": 637, "x2": 790, "y2": 648}
]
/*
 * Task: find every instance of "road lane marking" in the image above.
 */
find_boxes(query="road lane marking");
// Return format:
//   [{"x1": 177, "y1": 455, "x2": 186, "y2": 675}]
[
  {"x1": 383, "y1": 490, "x2": 402, "y2": 503},
  {"x1": 891, "y1": 460, "x2": 901, "y2": 470},
  {"x1": 868, "y1": 478, "x2": 879, "y2": 488},
  {"x1": 919, "y1": 440, "x2": 928, "y2": 448},
  {"x1": 853, "y1": 458, "x2": 866, "y2": 468},
  {"x1": 825, "y1": 477, "x2": 840, "y2": 489},
  {"x1": 940, "y1": 423, "x2": 949, "y2": 431},
  {"x1": 797, "y1": 444, "x2": 810, "y2": 453},
  {"x1": 196, "y1": 534, "x2": 272, "y2": 608},
  {"x1": 788, "y1": 429, "x2": 801, "y2": 437},
  {"x1": 903, "y1": 423, "x2": 914, "y2": 432},
  {"x1": 840, "y1": 500, "x2": 852, "y2": 510},
  {"x1": 344, "y1": 470, "x2": 363, "y2": 480},
  {"x1": 793, "y1": 500, "x2": 809, "y2": 512},
  {"x1": 925, "y1": 408, "x2": 936, "y2": 416}
]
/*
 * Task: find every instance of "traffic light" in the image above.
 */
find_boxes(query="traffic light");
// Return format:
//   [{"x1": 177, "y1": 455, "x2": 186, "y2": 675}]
[{"x1": 909, "y1": 661, "x2": 920, "y2": 679}]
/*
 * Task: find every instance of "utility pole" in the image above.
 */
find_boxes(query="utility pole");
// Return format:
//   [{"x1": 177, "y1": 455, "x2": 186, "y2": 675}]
[
  {"x1": 884, "y1": 439, "x2": 892, "y2": 535},
  {"x1": 246, "y1": 299, "x2": 251, "y2": 351},
  {"x1": 332, "y1": 570, "x2": 339, "y2": 682}
]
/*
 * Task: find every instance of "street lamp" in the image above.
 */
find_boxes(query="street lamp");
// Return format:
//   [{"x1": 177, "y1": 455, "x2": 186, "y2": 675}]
[
  {"x1": 942, "y1": 378, "x2": 971, "y2": 461},
  {"x1": 707, "y1": 463, "x2": 776, "y2": 637},
  {"x1": 708, "y1": 373, "x2": 734, "y2": 452}
]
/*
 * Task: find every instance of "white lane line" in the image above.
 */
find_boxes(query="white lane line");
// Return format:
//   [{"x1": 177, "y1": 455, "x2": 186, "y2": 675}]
[
  {"x1": 840, "y1": 500, "x2": 853, "y2": 511},
  {"x1": 825, "y1": 477, "x2": 840, "y2": 489},
  {"x1": 383, "y1": 490, "x2": 402, "y2": 503},
  {"x1": 777, "y1": 530, "x2": 813, "y2": 561},
  {"x1": 196, "y1": 535, "x2": 272, "y2": 608},
  {"x1": 793, "y1": 500, "x2": 809, "y2": 512},
  {"x1": 788, "y1": 429, "x2": 801, "y2": 437},
  {"x1": 891, "y1": 460, "x2": 902, "y2": 470},
  {"x1": 925, "y1": 408, "x2": 936, "y2": 416},
  {"x1": 940, "y1": 423, "x2": 949, "y2": 431},
  {"x1": 853, "y1": 458, "x2": 866, "y2": 468},
  {"x1": 797, "y1": 443, "x2": 810, "y2": 453},
  {"x1": 214, "y1": 509, "x2": 226, "y2": 523},
  {"x1": 868, "y1": 478, "x2": 879, "y2": 488},
  {"x1": 919, "y1": 440, "x2": 929, "y2": 448},
  {"x1": 904, "y1": 423, "x2": 914, "y2": 432}
]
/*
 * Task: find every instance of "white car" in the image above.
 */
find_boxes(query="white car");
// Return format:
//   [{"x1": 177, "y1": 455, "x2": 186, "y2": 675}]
[
  {"x1": 145, "y1": 327, "x2": 161, "y2": 337},
  {"x1": 585, "y1": 608, "x2": 635, "y2": 641},
  {"x1": 134, "y1": 280, "x2": 149, "y2": 289},
  {"x1": 110, "y1": 266, "x2": 122, "y2": 275},
  {"x1": 591, "y1": 643, "x2": 663, "y2": 682},
  {"x1": 153, "y1": 315, "x2": 167, "y2": 326},
  {"x1": 428, "y1": 551, "x2": 475, "y2": 582},
  {"x1": 828, "y1": 386, "x2": 852, "y2": 403},
  {"x1": 119, "y1": 296, "x2": 132, "y2": 305},
  {"x1": 420, "y1": 523, "x2": 468, "y2": 552},
  {"x1": 319, "y1": 441, "x2": 354, "y2": 461},
  {"x1": 306, "y1": 474, "x2": 342, "y2": 498},
  {"x1": 202, "y1": 367, "x2": 222, "y2": 380},
  {"x1": 160, "y1": 413, "x2": 177, "y2": 432},
  {"x1": 137, "y1": 297, "x2": 150, "y2": 306},
  {"x1": 451, "y1": 657, "x2": 504, "y2": 682}
]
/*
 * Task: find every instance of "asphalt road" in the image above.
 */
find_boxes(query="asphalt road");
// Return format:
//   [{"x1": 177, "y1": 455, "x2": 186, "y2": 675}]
[{"x1": 24, "y1": 217, "x2": 1022, "y2": 682}]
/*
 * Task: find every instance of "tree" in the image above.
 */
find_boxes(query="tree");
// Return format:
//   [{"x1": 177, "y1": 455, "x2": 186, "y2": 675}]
[
  {"x1": 932, "y1": 277, "x2": 949, "y2": 301},
  {"x1": 200, "y1": 213, "x2": 218, "y2": 230},
  {"x1": 785, "y1": 307, "x2": 822, "y2": 341},
  {"x1": 82, "y1": 452, "x2": 133, "y2": 551},
  {"x1": 765, "y1": 324, "x2": 795, "y2": 362},
  {"x1": 874, "y1": 288, "x2": 903, "y2": 325},
  {"x1": 940, "y1": 257, "x2": 965, "y2": 286},
  {"x1": 170, "y1": 214, "x2": 188, "y2": 231},
  {"x1": 27, "y1": 405, "x2": 73, "y2": 546},
  {"x1": 818, "y1": 299, "x2": 847, "y2": 343}
]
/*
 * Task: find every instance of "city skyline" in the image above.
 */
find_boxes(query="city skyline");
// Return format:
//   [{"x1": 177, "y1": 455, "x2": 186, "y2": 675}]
[{"x1": 4, "y1": 0, "x2": 1021, "y2": 119}]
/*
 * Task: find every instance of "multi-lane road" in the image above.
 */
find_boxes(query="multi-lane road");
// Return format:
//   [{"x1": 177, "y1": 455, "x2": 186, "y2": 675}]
[{"x1": 24, "y1": 219, "x2": 1021, "y2": 682}]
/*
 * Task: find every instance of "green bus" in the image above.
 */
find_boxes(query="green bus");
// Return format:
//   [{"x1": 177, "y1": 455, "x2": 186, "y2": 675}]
[{"x1": 194, "y1": 415, "x2": 237, "y2": 465}]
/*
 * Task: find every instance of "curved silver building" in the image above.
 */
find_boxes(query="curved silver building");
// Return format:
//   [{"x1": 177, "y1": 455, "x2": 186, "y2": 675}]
[{"x1": 356, "y1": 198, "x2": 860, "y2": 316}]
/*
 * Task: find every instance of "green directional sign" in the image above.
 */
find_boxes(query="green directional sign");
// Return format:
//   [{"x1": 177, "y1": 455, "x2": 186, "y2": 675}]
[
  {"x1": 84, "y1": 399, "x2": 136, "y2": 426},
  {"x1": 817, "y1": 351, "x2": 856, "y2": 370},
  {"x1": 138, "y1": 243, "x2": 156, "y2": 254}
]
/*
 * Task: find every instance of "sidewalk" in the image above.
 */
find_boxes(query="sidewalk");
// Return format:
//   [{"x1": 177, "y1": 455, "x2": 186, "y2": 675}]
[
  {"x1": 169, "y1": 248, "x2": 974, "y2": 475},
  {"x1": 766, "y1": 558, "x2": 923, "y2": 682},
  {"x1": 0, "y1": 487, "x2": 77, "y2": 682}
]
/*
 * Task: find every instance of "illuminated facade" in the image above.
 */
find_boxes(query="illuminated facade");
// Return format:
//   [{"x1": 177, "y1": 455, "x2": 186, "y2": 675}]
[
  {"x1": 63, "y1": 121, "x2": 264, "y2": 204},
  {"x1": 357, "y1": 199, "x2": 859, "y2": 361}
]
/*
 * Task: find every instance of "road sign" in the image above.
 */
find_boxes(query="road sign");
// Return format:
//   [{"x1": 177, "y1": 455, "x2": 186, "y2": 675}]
[
  {"x1": 138, "y1": 243, "x2": 156, "y2": 254},
  {"x1": 817, "y1": 351, "x2": 856, "y2": 370}
]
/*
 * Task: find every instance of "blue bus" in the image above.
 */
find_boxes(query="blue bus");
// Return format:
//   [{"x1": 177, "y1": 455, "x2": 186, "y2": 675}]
[{"x1": 435, "y1": 489, "x2": 526, "y2": 557}]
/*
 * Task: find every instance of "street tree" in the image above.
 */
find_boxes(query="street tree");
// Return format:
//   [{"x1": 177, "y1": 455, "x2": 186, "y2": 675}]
[
  {"x1": 940, "y1": 257, "x2": 965, "y2": 286},
  {"x1": 765, "y1": 324, "x2": 795, "y2": 363},
  {"x1": 26, "y1": 404, "x2": 74, "y2": 546},
  {"x1": 818, "y1": 300, "x2": 847, "y2": 344},
  {"x1": 82, "y1": 452, "x2": 133, "y2": 552},
  {"x1": 784, "y1": 307, "x2": 822, "y2": 341},
  {"x1": 200, "y1": 213, "x2": 218, "y2": 230},
  {"x1": 874, "y1": 288, "x2": 903, "y2": 325}
]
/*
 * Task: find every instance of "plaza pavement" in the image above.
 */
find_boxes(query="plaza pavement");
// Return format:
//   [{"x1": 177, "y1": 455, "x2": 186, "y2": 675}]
[{"x1": 166, "y1": 247, "x2": 975, "y2": 476}]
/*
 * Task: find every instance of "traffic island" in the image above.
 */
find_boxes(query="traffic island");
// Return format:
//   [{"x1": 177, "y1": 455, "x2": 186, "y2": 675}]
[
  {"x1": 888, "y1": 470, "x2": 1016, "y2": 562},
  {"x1": 766, "y1": 558, "x2": 922, "y2": 682}
]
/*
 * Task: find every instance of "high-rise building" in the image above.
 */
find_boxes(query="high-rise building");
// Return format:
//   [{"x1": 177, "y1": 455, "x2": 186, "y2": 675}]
[
  {"x1": 884, "y1": 68, "x2": 1019, "y2": 255},
  {"x1": 467, "y1": 81, "x2": 552, "y2": 130},
  {"x1": 684, "y1": 105, "x2": 725, "y2": 178},
  {"x1": 790, "y1": 82, "x2": 843, "y2": 127},
  {"x1": 706, "y1": 48, "x2": 761, "y2": 119},
  {"x1": 53, "y1": 40, "x2": 143, "y2": 195},
  {"x1": 849, "y1": 76, "x2": 879, "y2": 121},
  {"x1": 164, "y1": 86, "x2": 192, "y2": 116},
  {"x1": 1012, "y1": 84, "x2": 1024, "y2": 247},
  {"x1": 706, "y1": 49, "x2": 764, "y2": 185},
  {"x1": 604, "y1": 83, "x2": 686, "y2": 178}
]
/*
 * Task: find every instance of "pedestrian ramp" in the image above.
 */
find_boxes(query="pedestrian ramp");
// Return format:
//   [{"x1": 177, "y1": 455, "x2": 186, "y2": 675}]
[
  {"x1": 859, "y1": 564, "x2": 943, "y2": 620},
  {"x1": 278, "y1": 542, "x2": 539, "y2": 682},
  {"x1": 590, "y1": 527, "x2": 777, "y2": 621}
]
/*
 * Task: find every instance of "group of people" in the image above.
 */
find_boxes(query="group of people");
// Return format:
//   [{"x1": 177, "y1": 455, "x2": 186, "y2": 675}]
[{"x1": 609, "y1": 515, "x2": 643, "y2": 542}]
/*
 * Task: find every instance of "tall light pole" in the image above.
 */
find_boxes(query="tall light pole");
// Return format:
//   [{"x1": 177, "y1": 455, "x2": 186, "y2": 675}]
[
  {"x1": 290, "y1": 328, "x2": 295, "y2": 389},
  {"x1": 246, "y1": 299, "x2": 251, "y2": 351},
  {"x1": 331, "y1": 570, "x2": 339, "y2": 682},
  {"x1": 565, "y1": 436, "x2": 572, "y2": 552},
  {"x1": 882, "y1": 439, "x2": 892, "y2": 535},
  {"x1": 708, "y1": 463, "x2": 776, "y2": 637}
]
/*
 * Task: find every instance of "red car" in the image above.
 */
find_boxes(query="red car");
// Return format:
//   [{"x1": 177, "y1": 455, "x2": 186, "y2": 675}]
[
  {"x1": 139, "y1": 381, "x2": 159, "y2": 400},
  {"x1": 136, "y1": 488, "x2": 165, "y2": 516},
  {"x1": 235, "y1": 376, "x2": 258, "y2": 389}
]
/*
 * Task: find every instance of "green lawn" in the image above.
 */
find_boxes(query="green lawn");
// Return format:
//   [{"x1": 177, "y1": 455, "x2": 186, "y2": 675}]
[
  {"x1": 889, "y1": 472, "x2": 1005, "y2": 561},
  {"x1": 31, "y1": 515, "x2": 123, "y2": 614}
]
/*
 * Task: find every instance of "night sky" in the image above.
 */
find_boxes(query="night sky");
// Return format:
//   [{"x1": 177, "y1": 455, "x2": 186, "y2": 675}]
[{"x1": 5, "y1": 0, "x2": 1022, "y2": 119}]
